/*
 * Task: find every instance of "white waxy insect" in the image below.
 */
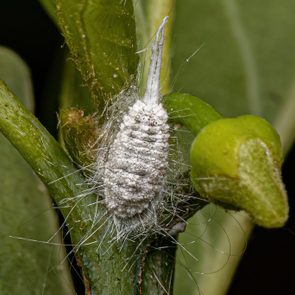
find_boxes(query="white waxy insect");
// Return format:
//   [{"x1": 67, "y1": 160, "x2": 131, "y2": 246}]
[{"x1": 103, "y1": 17, "x2": 170, "y2": 231}]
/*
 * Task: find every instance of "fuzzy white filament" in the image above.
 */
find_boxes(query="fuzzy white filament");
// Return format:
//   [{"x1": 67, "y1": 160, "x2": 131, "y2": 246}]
[{"x1": 103, "y1": 17, "x2": 170, "y2": 231}]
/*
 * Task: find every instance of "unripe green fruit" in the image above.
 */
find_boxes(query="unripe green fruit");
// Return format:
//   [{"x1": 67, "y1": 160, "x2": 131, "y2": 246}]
[{"x1": 190, "y1": 115, "x2": 288, "y2": 228}]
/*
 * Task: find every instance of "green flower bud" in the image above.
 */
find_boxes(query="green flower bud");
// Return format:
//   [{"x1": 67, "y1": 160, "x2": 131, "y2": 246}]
[
  {"x1": 59, "y1": 108, "x2": 99, "y2": 168},
  {"x1": 190, "y1": 115, "x2": 289, "y2": 228}
]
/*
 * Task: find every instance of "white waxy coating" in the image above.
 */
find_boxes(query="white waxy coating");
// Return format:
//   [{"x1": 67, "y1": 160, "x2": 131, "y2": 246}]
[
  {"x1": 103, "y1": 17, "x2": 169, "y2": 226},
  {"x1": 104, "y1": 100, "x2": 169, "y2": 220}
]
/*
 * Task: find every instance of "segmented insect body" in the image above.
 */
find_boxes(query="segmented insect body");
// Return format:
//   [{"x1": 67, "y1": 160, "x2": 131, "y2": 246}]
[{"x1": 103, "y1": 17, "x2": 170, "y2": 231}]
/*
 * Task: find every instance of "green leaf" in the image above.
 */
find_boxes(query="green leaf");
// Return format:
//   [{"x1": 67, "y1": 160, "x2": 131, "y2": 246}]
[
  {"x1": 172, "y1": 1, "x2": 295, "y2": 294},
  {"x1": 0, "y1": 47, "x2": 34, "y2": 112},
  {"x1": 0, "y1": 49, "x2": 74, "y2": 294},
  {"x1": 172, "y1": 0, "x2": 295, "y2": 151},
  {"x1": 56, "y1": 0, "x2": 139, "y2": 106},
  {"x1": 174, "y1": 207, "x2": 254, "y2": 295}
]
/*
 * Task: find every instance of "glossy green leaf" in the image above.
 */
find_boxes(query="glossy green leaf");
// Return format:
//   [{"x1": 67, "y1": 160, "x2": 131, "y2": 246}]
[
  {"x1": 0, "y1": 49, "x2": 74, "y2": 294},
  {"x1": 56, "y1": 0, "x2": 138, "y2": 106},
  {"x1": 172, "y1": 1, "x2": 295, "y2": 294}
]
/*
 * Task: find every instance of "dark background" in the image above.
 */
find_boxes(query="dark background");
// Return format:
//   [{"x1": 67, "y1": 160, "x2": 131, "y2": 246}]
[{"x1": 0, "y1": 1, "x2": 294, "y2": 294}]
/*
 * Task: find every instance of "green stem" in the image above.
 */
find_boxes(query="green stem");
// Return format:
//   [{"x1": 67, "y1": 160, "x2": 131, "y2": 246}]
[{"x1": 142, "y1": 238, "x2": 177, "y2": 295}]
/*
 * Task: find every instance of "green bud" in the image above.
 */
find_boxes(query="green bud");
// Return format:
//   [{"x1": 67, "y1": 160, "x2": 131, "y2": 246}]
[
  {"x1": 59, "y1": 108, "x2": 99, "y2": 168},
  {"x1": 190, "y1": 115, "x2": 289, "y2": 228}
]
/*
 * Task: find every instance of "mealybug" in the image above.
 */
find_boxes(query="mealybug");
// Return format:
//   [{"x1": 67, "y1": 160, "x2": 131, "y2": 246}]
[{"x1": 102, "y1": 17, "x2": 170, "y2": 233}]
